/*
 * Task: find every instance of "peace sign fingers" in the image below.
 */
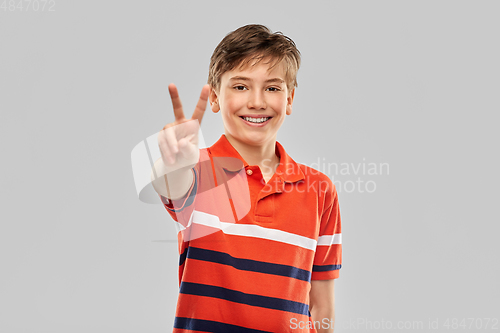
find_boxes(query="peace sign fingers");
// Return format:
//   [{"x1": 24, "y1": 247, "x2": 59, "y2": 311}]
[
  {"x1": 191, "y1": 84, "x2": 210, "y2": 125},
  {"x1": 168, "y1": 83, "x2": 186, "y2": 122}
]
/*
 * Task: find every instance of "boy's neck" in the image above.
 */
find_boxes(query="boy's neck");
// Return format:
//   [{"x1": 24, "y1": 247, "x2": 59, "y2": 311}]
[{"x1": 224, "y1": 133, "x2": 280, "y2": 175}]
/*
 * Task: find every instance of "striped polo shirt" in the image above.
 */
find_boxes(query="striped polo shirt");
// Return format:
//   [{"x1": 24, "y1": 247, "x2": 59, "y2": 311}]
[{"x1": 160, "y1": 134, "x2": 342, "y2": 332}]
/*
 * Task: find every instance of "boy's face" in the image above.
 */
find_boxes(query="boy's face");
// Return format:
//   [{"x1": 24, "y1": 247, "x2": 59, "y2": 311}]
[{"x1": 209, "y1": 58, "x2": 295, "y2": 149}]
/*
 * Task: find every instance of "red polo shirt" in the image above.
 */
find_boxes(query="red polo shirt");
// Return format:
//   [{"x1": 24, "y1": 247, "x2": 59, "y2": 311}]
[{"x1": 160, "y1": 134, "x2": 342, "y2": 333}]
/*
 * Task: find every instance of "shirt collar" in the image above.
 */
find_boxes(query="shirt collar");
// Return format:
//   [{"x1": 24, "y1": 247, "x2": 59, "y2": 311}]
[{"x1": 208, "y1": 134, "x2": 305, "y2": 183}]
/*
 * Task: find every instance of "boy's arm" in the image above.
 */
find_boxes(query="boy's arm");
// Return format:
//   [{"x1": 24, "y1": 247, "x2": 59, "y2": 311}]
[
  {"x1": 309, "y1": 177, "x2": 342, "y2": 332},
  {"x1": 151, "y1": 83, "x2": 208, "y2": 200},
  {"x1": 310, "y1": 279, "x2": 335, "y2": 333}
]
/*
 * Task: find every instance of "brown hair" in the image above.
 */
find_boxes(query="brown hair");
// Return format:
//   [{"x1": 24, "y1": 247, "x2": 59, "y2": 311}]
[{"x1": 208, "y1": 24, "x2": 301, "y2": 94}]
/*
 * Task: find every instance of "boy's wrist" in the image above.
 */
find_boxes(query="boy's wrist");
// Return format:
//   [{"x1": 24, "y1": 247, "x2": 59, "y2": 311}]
[
  {"x1": 151, "y1": 158, "x2": 195, "y2": 199},
  {"x1": 164, "y1": 168, "x2": 194, "y2": 201}
]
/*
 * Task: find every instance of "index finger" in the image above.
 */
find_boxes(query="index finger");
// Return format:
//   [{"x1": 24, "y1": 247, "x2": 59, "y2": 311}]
[
  {"x1": 190, "y1": 85, "x2": 210, "y2": 125},
  {"x1": 168, "y1": 83, "x2": 185, "y2": 121}
]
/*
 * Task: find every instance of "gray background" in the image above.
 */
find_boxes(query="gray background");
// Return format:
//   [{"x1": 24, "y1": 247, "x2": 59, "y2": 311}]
[{"x1": 1, "y1": 0, "x2": 498, "y2": 332}]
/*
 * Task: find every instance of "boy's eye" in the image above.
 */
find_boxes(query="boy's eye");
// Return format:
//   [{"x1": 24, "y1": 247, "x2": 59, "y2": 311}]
[
  {"x1": 234, "y1": 85, "x2": 247, "y2": 91},
  {"x1": 267, "y1": 87, "x2": 280, "y2": 92}
]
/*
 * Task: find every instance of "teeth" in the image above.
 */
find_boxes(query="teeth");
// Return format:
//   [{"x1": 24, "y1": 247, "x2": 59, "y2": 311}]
[{"x1": 243, "y1": 117, "x2": 270, "y2": 123}]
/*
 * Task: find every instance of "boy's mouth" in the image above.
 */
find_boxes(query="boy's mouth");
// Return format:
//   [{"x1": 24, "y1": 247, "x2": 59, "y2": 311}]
[{"x1": 239, "y1": 116, "x2": 272, "y2": 124}]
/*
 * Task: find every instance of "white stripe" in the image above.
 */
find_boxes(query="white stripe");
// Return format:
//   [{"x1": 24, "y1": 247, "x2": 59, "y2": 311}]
[
  {"x1": 173, "y1": 218, "x2": 188, "y2": 232},
  {"x1": 191, "y1": 210, "x2": 318, "y2": 251},
  {"x1": 317, "y1": 234, "x2": 342, "y2": 246},
  {"x1": 173, "y1": 210, "x2": 195, "y2": 232}
]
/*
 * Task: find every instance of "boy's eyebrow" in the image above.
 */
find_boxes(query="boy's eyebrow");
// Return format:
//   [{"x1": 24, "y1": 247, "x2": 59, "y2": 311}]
[{"x1": 229, "y1": 76, "x2": 285, "y2": 84}]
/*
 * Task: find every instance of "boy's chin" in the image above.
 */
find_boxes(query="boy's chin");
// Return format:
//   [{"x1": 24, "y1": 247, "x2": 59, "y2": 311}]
[{"x1": 229, "y1": 132, "x2": 278, "y2": 147}]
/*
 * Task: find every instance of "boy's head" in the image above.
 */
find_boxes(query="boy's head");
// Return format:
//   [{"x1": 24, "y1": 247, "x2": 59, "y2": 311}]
[
  {"x1": 207, "y1": 24, "x2": 301, "y2": 149},
  {"x1": 208, "y1": 24, "x2": 301, "y2": 95}
]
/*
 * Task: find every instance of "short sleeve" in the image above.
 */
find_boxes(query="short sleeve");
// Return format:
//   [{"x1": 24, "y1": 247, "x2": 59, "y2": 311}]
[{"x1": 311, "y1": 182, "x2": 342, "y2": 280}]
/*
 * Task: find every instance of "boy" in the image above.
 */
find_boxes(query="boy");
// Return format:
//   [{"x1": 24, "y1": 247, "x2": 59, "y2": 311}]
[{"x1": 151, "y1": 24, "x2": 342, "y2": 332}]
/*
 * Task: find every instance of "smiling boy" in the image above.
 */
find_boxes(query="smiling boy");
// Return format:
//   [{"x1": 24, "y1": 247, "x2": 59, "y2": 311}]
[{"x1": 151, "y1": 24, "x2": 342, "y2": 332}]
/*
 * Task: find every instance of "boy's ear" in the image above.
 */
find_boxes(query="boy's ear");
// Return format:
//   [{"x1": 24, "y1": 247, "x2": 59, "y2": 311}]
[
  {"x1": 286, "y1": 88, "x2": 295, "y2": 115},
  {"x1": 209, "y1": 86, "x2": 220, "y2": 113}
]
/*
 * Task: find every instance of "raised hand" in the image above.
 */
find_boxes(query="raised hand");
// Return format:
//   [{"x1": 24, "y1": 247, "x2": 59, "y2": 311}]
[{"x1": 158, "y1": 83, "x2": 209, "y2": 172}]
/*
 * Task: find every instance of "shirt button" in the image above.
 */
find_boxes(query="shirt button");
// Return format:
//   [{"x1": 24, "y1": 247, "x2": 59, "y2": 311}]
[{"x1": 246, "y1": 169, "x2": 253, "y2": 176}]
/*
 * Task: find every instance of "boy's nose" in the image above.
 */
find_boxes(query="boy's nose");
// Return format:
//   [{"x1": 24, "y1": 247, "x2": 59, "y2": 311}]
[{"x1": 247, "y1": 91, "x2": 266, "y2": 110}]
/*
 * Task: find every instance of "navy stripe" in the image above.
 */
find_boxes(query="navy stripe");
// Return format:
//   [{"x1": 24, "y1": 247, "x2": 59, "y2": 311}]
[
  {"x1": 166, "y1": 168, "x2": 198, "y2": 213},
  {"x1": 179, "y1": 247, "x2": 188, "y2": 266},
  {"x1": 312, "y1": 264, "x2": 342, "y2": 272},
  {"x1": 186, "y1": 247, "x2": 311, "y2": 282},
  {"x1": 174, "y1": 317, "x2": 272, "y2": 333},
  {"x1": 180, "y1": 281, "x2": 310, "y2": 316}
]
